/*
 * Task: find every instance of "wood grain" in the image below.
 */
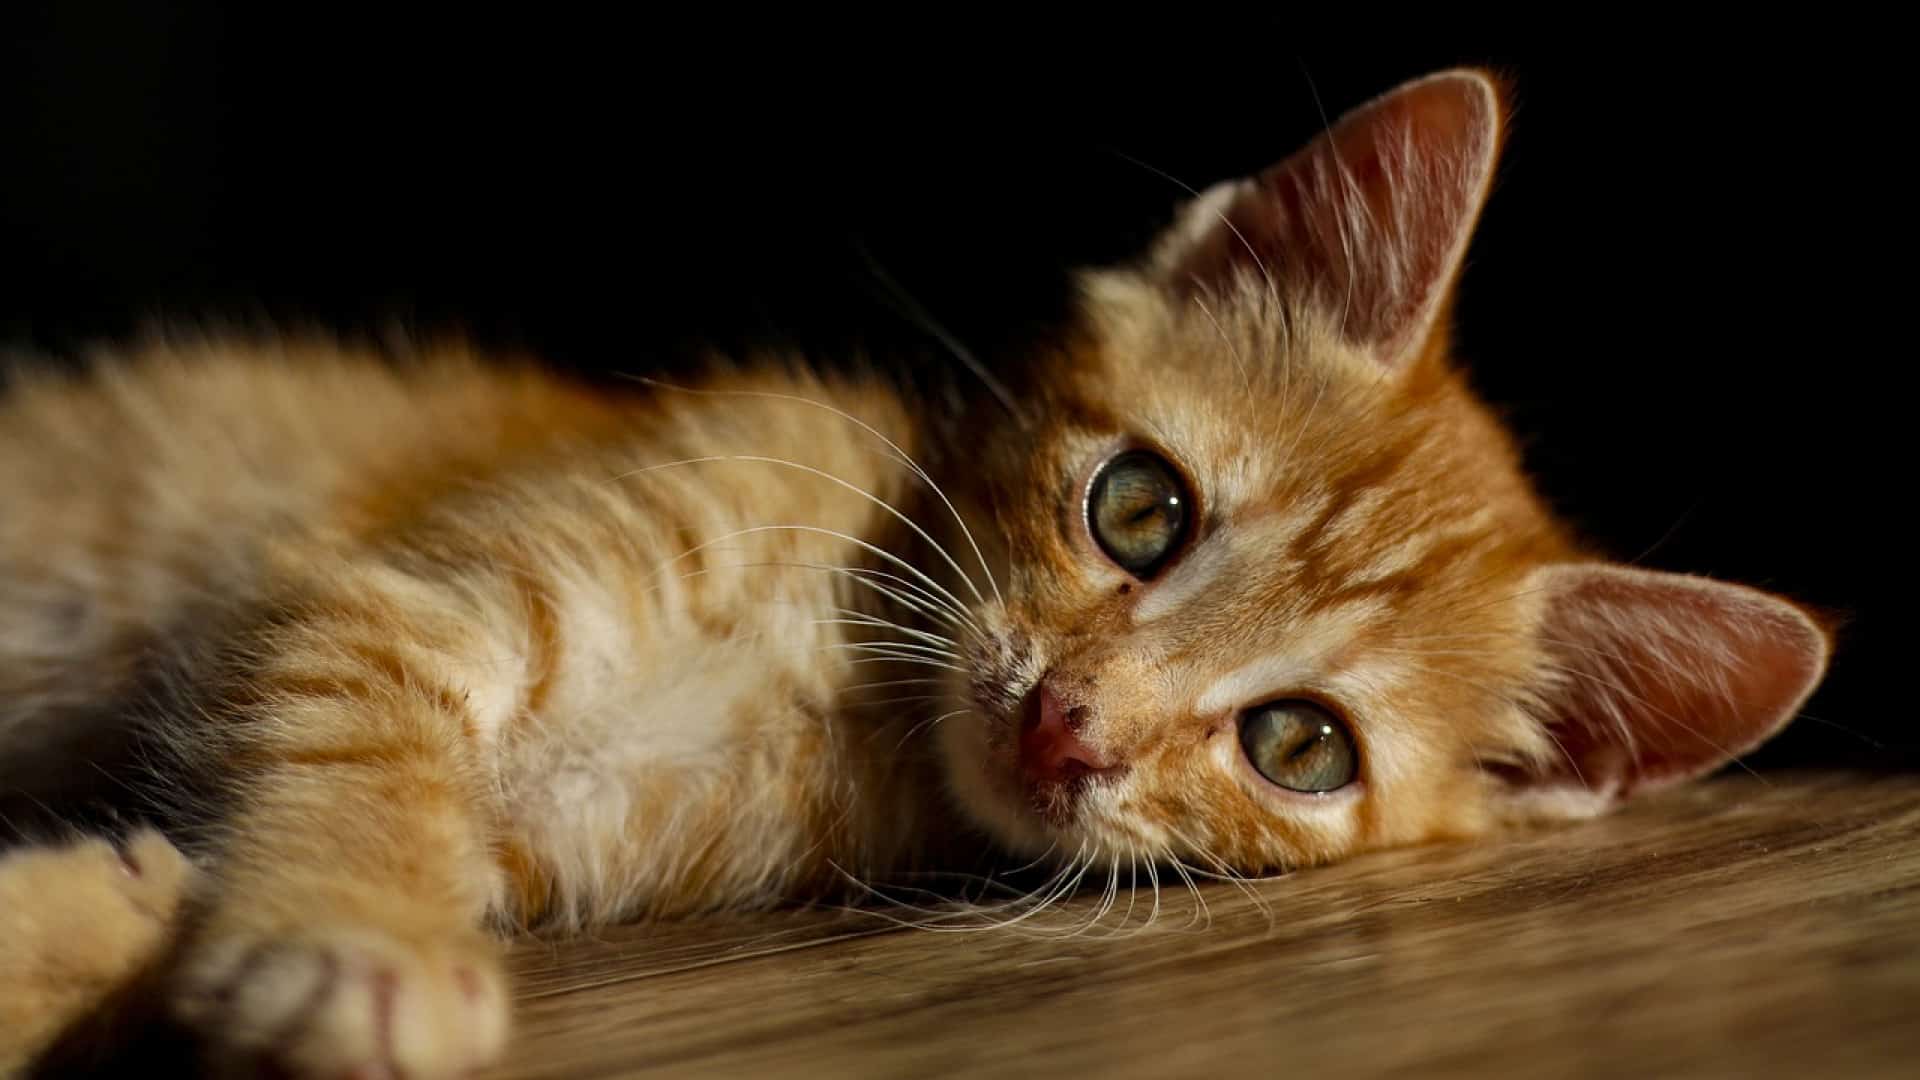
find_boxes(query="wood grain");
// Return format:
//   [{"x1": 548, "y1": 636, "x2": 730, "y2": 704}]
[{"x1": 493, "y1": 773, "x2": 1920, "y2": 1078}]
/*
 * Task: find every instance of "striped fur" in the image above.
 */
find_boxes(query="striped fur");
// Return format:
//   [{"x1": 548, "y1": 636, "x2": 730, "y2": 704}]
[{"x1": 0, "y1": 70, "x2": 1827, "y2": 1077}]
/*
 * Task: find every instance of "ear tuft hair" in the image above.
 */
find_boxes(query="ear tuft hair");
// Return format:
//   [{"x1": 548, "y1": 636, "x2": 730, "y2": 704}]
[{"x1": 1150, "y1": 69, "x2": 1505, "y2": 367}]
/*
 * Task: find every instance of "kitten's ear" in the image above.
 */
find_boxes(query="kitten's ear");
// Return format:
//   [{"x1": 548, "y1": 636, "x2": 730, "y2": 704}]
[
  {"x1": 1152, "y1": 69, "x2": 1503, "y2": 367},
  {"x1": 1497, "y1": 564, "x2": 1831, "y2": 820}
]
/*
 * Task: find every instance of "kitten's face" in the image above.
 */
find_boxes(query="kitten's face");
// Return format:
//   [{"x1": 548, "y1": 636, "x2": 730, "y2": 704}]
[
  {"x1": 936, "y1": 288, "x2": 1559, "y2": 868},
  {"x1": 930, "y1": 70, "x2": 1828, "y2": 874}
]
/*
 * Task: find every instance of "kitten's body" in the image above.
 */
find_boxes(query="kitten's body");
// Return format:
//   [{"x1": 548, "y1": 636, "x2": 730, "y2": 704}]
[
  {"x1": 1, "y1": 346, "x2": 953, "y2": 919},
  {"x1": 0, "y1": 72, "x2": 1828, "y2": 1077}
]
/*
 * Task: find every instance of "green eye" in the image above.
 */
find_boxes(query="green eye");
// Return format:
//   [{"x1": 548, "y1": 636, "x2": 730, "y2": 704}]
[
  {"x1": 1087, "y1": 450, "x2": 1192, "y2": 578},
  {"x1": 1239, "y1": 701, "x2": 1358, "y2": 793}
]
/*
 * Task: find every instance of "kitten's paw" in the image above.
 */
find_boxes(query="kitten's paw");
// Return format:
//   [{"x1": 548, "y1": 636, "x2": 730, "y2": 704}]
[
  {"x1": 0, "y1": 828, "x2": 193, "y2": 1073},
  {"x1": 175, "y1": 925, "x2": 509, "y2": 1079}
]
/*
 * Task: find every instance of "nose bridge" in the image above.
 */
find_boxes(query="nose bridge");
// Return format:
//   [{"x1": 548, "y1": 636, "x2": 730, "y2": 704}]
[{"x1": 1053, "y1": 621, "x2": 1181, "y2": 749}]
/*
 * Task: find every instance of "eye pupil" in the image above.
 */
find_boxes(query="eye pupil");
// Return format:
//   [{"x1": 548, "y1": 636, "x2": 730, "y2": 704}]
[
  {"x1": 1087, "y1": 450, "x2": 1193, "y2": 579},
  {"x1": 1239, "y1": 702, "x2": 1357, "y2": 793}
]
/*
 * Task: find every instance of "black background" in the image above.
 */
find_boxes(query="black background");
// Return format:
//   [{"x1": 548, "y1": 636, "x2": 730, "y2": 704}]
[{"x1": 2, "y1": 9, "x2": 1901, "y2": 766}]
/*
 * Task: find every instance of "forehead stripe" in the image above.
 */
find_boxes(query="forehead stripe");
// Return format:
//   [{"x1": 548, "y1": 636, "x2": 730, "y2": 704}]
[
  {"x1": 1131, "y1": 489, "x2": 1340, "y2": 627},
  {"x1": 1193, "y1": 603, "x2": 1379, "y2": 714},
  {"x1": 1131, "y1": 529, "x2": 1231, "y2": 624}
]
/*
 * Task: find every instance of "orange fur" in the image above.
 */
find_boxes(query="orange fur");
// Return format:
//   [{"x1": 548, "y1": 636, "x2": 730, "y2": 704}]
[
  {"x1": 0, "y1": 70, "x2": 1827, "y2": 1076},
  {"x1": 0, "y1": 830, "x2": 193, "y2": 1074}
]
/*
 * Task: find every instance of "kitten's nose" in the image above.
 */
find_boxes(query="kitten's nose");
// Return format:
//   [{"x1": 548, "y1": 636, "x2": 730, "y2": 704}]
[{"x1": 1019, "y1": 679, "x2": 1122, "y2": 785}]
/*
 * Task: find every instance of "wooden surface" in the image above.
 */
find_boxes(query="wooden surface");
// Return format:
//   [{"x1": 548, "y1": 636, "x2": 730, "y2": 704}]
[{"x1": 493, "y1": 773, "x2": 1920, "y2": 1078}]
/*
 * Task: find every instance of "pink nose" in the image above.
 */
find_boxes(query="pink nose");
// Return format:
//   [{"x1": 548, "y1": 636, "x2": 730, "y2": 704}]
[{"x1": 1019, "y1": 680, "x2": 1120, "y2": 785}]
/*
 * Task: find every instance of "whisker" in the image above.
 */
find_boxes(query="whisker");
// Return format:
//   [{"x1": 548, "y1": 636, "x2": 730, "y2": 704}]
[
  {"x1": 838, "y1": 676, "x2": 949, "y2": 694},
  {"x1": 818, "y1": 637, "x2": 959, "y2": 660},
  {"x1": 846, "y1": 693, "x2": 949, "y2": 710},
  {"x1": 1091, "y1": 853, "x2": 1121, "y2": 935},
  {"x1": 653, "y1": 524, "x2": 977, "y2": 635},
  {"x1": 1165, "y1": 823, "x2": 1275, "y2": 927},
  {"x1": 611, "y1": 453, "x2": 990, "y2": 608},
  {"x1": 999, "y1": 841, "x2": 1060, "y2": 877},
  {"x1": 827, "y1": 564, "x2": 981, "y2": 636},
  {"x1": 830, "y1": 650, "x2": 970, "y2": 674},
  {"x1": 892, "y1": 708, "x2": 971, "y2": 753},
  {"x1": 830, "y1": 841, "x2": 1093, "y2": 934},
  {"x1": 652, "y1": 557, "x2": 976, "y2": 637},
  {"x1": 855, "y1": 245, "x2": 1026, "y2": 434},
  {"x1": 1104, "y1": 147, "x2": 1282, "y2": 310},
  {"x1": 816, "y1": 611, "x2": 958, "y2": 650},
  {"x1": 1115, "y1": 840, "x2": 1141, "y2": 936},
  {"x1": 625, "y1": 375, "x2": 1008, "y2": 609},
  {"x1": 1165, "y1": 849, "x2": 1212, "y2": 931},
  {"x1": 842, "y1": 656, "x2": 969, "y2": 672},
  {"x1": 1145, "y1": 852, "x2": 1163, "y2": 930}
]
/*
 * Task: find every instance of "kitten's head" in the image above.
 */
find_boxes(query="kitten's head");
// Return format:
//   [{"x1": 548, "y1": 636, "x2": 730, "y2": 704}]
[{"x1": 933, "y1": 70, "x2": 1829, "y2": 870}]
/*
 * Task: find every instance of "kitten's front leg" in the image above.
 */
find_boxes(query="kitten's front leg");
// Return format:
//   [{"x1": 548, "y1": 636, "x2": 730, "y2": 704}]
[
  {"x1": 175, "y1": 762, "x2": 509, "y2": 1078},
  {"x1": 172, "y1": 585, "x2": 522, "y2": 1078}
]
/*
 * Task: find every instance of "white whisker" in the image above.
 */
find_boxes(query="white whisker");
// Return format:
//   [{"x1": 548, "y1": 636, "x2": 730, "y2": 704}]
[
  {"x1": 816, "y1": 611, "x2": 957, "y2": 650},
  {"x1": 612, "y1": 453, "x2": 991, "y2": 608},
  {"x1": 626, "y1": 376, "x2": 1006, "y2": 609},
  {"x1": 653, "y1": 524, "x2": 977, "y2": 635}
]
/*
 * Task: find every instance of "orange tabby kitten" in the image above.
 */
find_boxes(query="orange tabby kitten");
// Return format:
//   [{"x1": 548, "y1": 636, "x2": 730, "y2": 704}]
[{"x1": 0, "y1": 70, "x2": 1828, "y2": 1077}]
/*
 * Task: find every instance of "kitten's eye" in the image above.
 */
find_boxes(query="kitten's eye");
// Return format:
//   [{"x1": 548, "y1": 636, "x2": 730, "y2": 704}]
[
  {"x1": 1238, "y1": 700, "x2": 1357, "y2": 793},
  {"x1": 1087, "y1": 450, "x2": 1191, "y2": 578}
]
